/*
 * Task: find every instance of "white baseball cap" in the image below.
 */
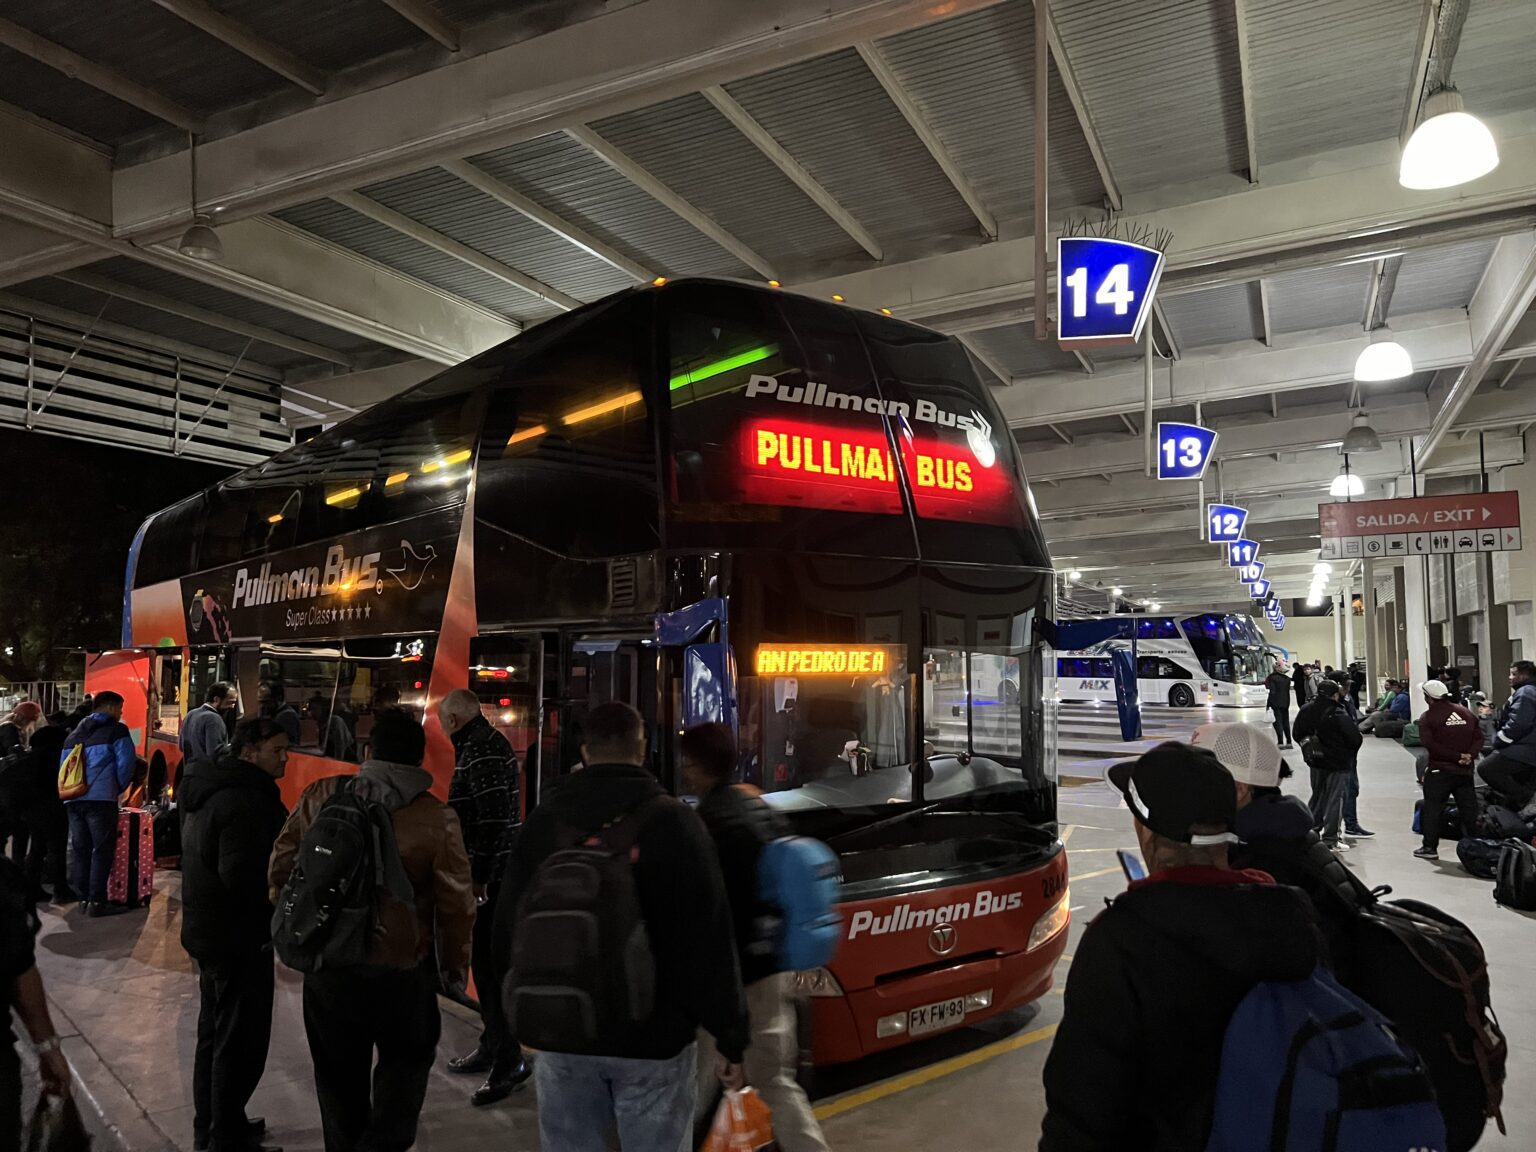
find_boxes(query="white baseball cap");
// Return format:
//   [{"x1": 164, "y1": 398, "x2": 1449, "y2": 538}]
[
  {"x1": 1421, "y1": 680, "x2": 1450, "y2": 699},
  {"x1": 1192, "y1": 722, "x2": 1283, "y2": 788}
]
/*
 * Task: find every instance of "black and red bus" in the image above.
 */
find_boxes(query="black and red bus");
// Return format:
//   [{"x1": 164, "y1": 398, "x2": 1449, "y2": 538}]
[{"x1": 120, "y1": 279, "x2": 1068, "y2": 1064}]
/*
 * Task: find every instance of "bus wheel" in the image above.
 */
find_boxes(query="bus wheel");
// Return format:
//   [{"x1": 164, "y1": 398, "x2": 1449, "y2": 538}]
[{"x1": 1169, "y1": 684, "x2": 1196, "y2": 708}]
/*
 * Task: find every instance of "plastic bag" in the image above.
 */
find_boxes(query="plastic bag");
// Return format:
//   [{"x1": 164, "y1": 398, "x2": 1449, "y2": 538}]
[
  {"x1": 701, "y1": 1088, "x2": 774, "y2": 1152},
  {"x1": 26, "y1": 1093, "x2": 92, "y2": 1152}
]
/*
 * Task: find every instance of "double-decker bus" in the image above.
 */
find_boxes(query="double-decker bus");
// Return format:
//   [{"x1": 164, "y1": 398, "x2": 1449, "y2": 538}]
[
  {"x1": 119, "y1": 279, "x2": 1068, "y2": 1065},
  {"x1": 1054, "y1": 612, "x2": 1272, "y2": 708}
]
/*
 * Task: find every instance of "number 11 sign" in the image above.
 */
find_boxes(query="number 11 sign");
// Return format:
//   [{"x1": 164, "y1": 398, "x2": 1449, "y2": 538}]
[{"x1": 1057, "y1": 237, "x2": 1166, "y2": 347}]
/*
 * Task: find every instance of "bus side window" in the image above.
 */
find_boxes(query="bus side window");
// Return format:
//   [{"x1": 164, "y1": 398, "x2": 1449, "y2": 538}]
[{"x1": 1092, "y1": 659, "x2": 1114, "y2": 678}]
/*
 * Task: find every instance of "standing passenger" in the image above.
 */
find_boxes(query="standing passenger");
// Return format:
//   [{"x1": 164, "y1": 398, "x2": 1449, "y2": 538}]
[
  {"x1": 60, "y1": 692, "x2": 137, "y2": 916},
  {"x1": 1265, "y1": 663, "x2": 1293, "y2": 748},
  {"x1": 437, "y1": 689, "x2": 528, "y2": 1105},
  {"x1": 1413, "y1": 681, "x2": 1484, "y2": 861},
  {"x1": 0, "y1": 703, "x2": 42, "y2": 874},
  {"x1": 181, "y1": 683, "x2": 238, "y2": 767},
  {"x1": 1292, "y1": 661, "x2": 1309, "y2": 709},
  {"x1": 1293, "y1": 680, "x2": 1361, "y2": 852},
  {"x1": 180, "y1": 719, "x2": 289, "y2": 1152},
  {"x1": 23, "y1": 718, "x2": 73, "y2": 903}
]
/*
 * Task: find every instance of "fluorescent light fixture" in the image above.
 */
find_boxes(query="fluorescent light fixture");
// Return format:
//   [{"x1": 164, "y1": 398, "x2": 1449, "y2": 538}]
[
  {"x1": 1400, "y1": 88, "x2": 1499, "y2": 191},
  {"x1": 1341, "y1": 411, "x2": 1382, "y2": 453},
  {"x1": 1313, "y1": 562, "x2": 1333, "y2": 574},
  {"x1": 1307, "y1": 594, "x2": 1324, "y2": 607},
  {"x1": 1110, "y1": 586, "x2": 1123, "y2": 596},
  {"x1": 1149, "y1": 602, "x2": 1161, "y2": 611},
  {"x1": 1066, "y1": 569, "x2": 1082, "y2": 582},
  {"x1": 1354, "y1": 328, "x2": 1413, "y2": 382}
]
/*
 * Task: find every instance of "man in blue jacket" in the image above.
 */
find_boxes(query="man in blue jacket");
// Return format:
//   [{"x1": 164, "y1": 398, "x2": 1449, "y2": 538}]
[
  {"x1": 61, "y1": 691, "x2": 138, "y2": 916},
  {"x1": 1480, "y1": 661, "x2": 1536, "y2": 814},
  {"x1": 1358, "y1": 681, "x2": 1412, "y2": 734}
]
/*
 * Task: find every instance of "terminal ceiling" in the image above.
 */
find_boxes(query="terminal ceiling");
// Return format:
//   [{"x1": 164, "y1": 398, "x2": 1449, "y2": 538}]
[{"x1": 2, "y1": 0, "x2": 1535, "y2": 610}]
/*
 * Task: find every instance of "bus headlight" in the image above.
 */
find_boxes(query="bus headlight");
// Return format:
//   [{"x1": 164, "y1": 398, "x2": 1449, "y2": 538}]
[
  {"x1": 1026, "y1": 891, "x2": 1070, "y2": 952},
  {"x1": 793, "y1": 968, "x2": 844, "y2": 997}
]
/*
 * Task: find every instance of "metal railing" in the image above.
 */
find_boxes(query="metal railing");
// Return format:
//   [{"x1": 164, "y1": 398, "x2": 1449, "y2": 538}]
[{"x1": 0, "y1": 681, "x2": 87, "y2": 718}]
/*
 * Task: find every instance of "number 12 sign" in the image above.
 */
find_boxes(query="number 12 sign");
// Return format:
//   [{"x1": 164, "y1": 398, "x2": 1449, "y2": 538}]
[
  {"x1": 1207, "y1": 504, "x2": 1248, "y2": 543},
  {"x1": 1157, "y1": 422, "x2": 1218, "y2": 481},
  {"x1": 1057, "y1": 237, "x2": 1165, "y2": 347}
]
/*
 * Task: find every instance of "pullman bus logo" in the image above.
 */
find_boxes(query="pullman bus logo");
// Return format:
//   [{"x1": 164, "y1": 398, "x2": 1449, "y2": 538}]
[{"x1": 846, "y1": 887, "x2": 1024, "y2": 940}]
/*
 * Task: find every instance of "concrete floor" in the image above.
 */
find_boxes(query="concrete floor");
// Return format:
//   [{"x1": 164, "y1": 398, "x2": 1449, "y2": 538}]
[{"x1": 27, "y1": 708, "x2": 1536, "y2": 1150}]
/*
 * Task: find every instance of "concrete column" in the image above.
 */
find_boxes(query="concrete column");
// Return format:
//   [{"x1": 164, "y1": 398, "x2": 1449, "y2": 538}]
[
  {"x1": 1390, "y1": 566, "x2": 1408, "y2": 681},
  {"x1": 1362, "y1": 559, "x2": 1379, "y2": 696},
  {"x1": 1344, "y1": 578, "x2": 1356, "y2": 664},
  {"x1": 1333, "y1": 593, "x2": 1345, "y2": 668},
  {"x1": 1403, "y1": 556, "x2": 1431, "y2": 695}
]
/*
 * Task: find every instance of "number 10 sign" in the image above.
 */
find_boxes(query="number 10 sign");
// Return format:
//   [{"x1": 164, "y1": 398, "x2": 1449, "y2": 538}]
[{"x1": 1057, "y1": 236, "x2": 1166, "y2": 347}]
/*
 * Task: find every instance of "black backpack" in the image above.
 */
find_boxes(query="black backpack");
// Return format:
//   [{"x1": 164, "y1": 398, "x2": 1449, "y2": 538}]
[
  {"x1": 1343, "y1": 897, "x2": 1507, "y2": 1152},
  {"x1": 506, "y1": 796, "x2": 668, "y2": 1054},
  {"x1": 1494, "y1": 841, "x2": 1536, "y2": 911},
  {"x1": 271, "y1": 778, "x2": 415, "y2": 972},
  {"x1": 1456, "y1": 837, "x2": 1507, "y2": 879}
]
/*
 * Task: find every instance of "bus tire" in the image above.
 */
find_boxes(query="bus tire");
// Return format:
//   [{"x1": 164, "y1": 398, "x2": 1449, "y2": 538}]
[{"x1": 1168, "y1": 684, "x2": 1196, "y2": 708}]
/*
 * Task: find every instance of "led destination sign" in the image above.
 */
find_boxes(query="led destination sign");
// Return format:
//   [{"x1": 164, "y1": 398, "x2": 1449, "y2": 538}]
[{"x1": 755, "y1": 644, "x2": 896, "y2": 676}]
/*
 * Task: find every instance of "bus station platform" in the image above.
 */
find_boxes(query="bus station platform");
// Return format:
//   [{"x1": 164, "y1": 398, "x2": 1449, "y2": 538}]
[{"x1": 32, "y1": 709, "x2": 1535, "y2": 1151}]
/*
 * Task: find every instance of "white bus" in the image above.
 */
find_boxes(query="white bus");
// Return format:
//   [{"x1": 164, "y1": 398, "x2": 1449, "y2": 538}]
[{"x1": 1054, "y1": 612, "x2": 1272, "y2": 708}]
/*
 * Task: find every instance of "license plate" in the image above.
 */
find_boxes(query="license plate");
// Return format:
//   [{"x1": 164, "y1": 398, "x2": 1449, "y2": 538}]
[{"x1": 908, "y1": 996, "x2": 967, "y2": 1037}]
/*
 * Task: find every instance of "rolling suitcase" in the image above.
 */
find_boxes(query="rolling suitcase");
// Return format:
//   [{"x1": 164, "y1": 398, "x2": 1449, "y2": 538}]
[{"x1": 106, "y1": 806, "x2": 154, "y2": 908}]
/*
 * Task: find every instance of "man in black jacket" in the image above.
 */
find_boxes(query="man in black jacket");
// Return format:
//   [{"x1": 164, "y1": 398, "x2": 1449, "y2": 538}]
[
  {"x1": 680, "y1": 723, "x2": 829, "y2": 1152},
  {"x1": 1039, "y1": 742, "x2": 1321, "y2": 1151},
  {"x1": 1292, "y1": 661, "x2": 1309, "y2": 709},
  {"x1": 494, "y1": 702, "x2": 748, "y2": 1152},
  {"x1": 180, "y1": 718, "x2": 290, "y2": 1152},
  {"x1": 1292, "y1": 679, "x2": 1362, "y2": 851},
  {"x1": 1265, "y1": 663, "x2": 1294, "y2": 748}
]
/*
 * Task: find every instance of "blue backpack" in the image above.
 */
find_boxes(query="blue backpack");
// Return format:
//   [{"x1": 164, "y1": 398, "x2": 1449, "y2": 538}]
[
  {"x1": 757, "y1": 836, "x2": 841, "y2": 971},
  {"x1": 1206, "y1": 966, "x2": 1446, "y2": 1152}
]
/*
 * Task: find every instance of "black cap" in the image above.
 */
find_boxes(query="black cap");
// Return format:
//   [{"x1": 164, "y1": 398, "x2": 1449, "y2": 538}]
[{"x1": 1107, "y1": 742, "x2": 1239, "y2": 846}]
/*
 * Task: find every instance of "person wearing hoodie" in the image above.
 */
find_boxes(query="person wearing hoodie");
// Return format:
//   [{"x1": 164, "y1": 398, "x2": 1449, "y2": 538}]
[
  {"x1": 1479, "y1": 660, "x2": 1536, "y2": 813},
  {"x1": 1414, "y1": 680, "x2": 1486, "y2": 860},
  {"x1": 60, "y1": 691, "x2": 138, "y2": 916},
  {"x1": 22, "y1": 718, "x2": 72, "y2": 903},
  {"x1": 1039, "y1": 742, "x2": 1322, "y2": 1151},
  {"x1": 494, "y1": 702, "x2": 749, "y2": 1152},
  {"x1": 180, "y1": 718, "x2": 290, "y2": 1152},
  {"x1": 1292, "y1": 679, "x2": 1362, "y2": 851},
  {"x1": 1264, "y1": 663, "x2": 1294, "y2": 748},
  {"x1": 1292, "y1": 661, "x2": 1309, "y2": 709},
  {"x1": 268, "y1": 709, "x2": 474, "y2": 1152}
]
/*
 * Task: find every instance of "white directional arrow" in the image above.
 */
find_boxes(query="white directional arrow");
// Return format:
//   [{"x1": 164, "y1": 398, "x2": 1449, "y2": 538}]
[{"x1": 1484, "y1": 507, "x2": 1493, "y2": 520}]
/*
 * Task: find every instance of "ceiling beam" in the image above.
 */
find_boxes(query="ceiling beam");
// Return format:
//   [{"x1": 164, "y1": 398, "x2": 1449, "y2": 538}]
[
  {"x1": 378, "y1": 0, "x2": 460, "y2": 52},
  {"x1": 1498, "y1": 358, "x2": 1525, "y2": 388},
  {"x1": 1032, "y1": 0, "x2": 1122, "y2": 210},
  {"x1": 148, "y1": 0, "x2": 327, "y2": 95},
  {"x1": 1399, "y1": 0, "x2": 1440, "y2": 146},
  {"x1": 1118, "y1": 412, "x2": 1137, "y2": 435},
  {"x1": 1154, "y1": 300, "x2": 1181, "y2": 360},
  {"x1": 57, "y1": 270, "x2": 358, "y2": 367},
  {"x1": 701, "y1": 85, "x2": 882, "y2": 260},
  {"x1": 1257, "y1": 278, "x2": 1274, "y2": 346},
  {"x1": 1073, "y1": 349, "x2": 1095, "y2": 375},
  {"x1": 440, "y1": 158, "x2": 653, "y2": 282},
  {"x1": 855, "y1": 41, "x2": 996, "y2": 239},
  {"x1": 330, "y1": 190, "x2": 580, "y2": 311},
  {"x1": 957, "y1": 332, "x2": 1014, "y2": 388},
  {"x1": 1231, "y1": 0, "x2": 1261, "y2": 183},
  {"x1": 1269, "y1": 391, "x2": 1279, "y2": 419},
  {"x1": 1047, "y1": 423, "x2": 1074, "y2": 446},
  {"x1": 567, "y1": 124, "x2": 776, "y2": 279},
  {"x1": 0, "y1": 220, "x2": 99, "y2": 287},
  {"x1": 0, "y1": 16, "x2": 202, "y2": 132}
]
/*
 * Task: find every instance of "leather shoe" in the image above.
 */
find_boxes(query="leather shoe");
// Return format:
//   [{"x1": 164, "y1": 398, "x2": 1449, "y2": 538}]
[
  {"x1": 448, "y1": 1048, "x2": 494, "y2": 1076},
  {"x1": 194, "y1": 1117, "x2": 266, "y2": 1151},
  {"x1": 471, "y1": 1060, "x2": 532, "y2": 1107}
]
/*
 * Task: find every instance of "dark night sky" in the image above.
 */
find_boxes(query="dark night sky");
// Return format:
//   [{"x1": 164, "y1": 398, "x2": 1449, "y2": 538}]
[{"x1": 0, "y1": 428, "x2": 231, "y2": 679}]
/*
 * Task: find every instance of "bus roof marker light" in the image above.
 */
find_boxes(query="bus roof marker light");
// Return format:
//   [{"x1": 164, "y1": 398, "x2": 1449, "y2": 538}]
[
  {"x1": 768, "y1": 280, "x2": 781, "y2": 288},
  {"x1": 565, "y1": 389, "x2": 643, "y2": 424},
  {"x1": 324, "y1": 484, "x2": 368, "y2": 506},
  {"x1": 831, "y1": 294, "x2": 845, "y2": 303},
  {"x1": 652, "y1": 276, "x2": 668, "y2": 286},
  {"x1": 668, "y1": 344, "x2": 778, "y2": 391},
  {"x1": 880, "y1": 307, "x2": 893, "y2": 316},
  {"x1": 266, "y1": 513, "x2": 284, "y2": 524}
]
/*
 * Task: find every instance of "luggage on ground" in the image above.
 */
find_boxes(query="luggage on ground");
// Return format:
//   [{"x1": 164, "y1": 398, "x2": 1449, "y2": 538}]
[
  {"x1": 1412, "y1": 799, "x2": 1465, "y2": 840},
  {"x1": 701, "y1": 1088, "x2": 774, "y2": 1152},
  {"x1": 105, "y1": 806, "x2": 154, "y2": 908},
  {"x1": 1456, "y1": 837, "x2": 1507, "y2": 879},
  {"x1": 507, "y1": 796, "x2": 666, "y2": 1052},
  {"x1": 1402, "y1": 721, "x2": 1421, "y2": 747},
  {"x1": 1493, "y1": 841, "x2": 1536, "y2": 911},
  {"x1": 1475, "y1": 804, "x2": 1532, "y2": 841},
  {"x1": 57, "y1": 745, "x2": 88, "y2": 801},
  {"x1": 152, "y1": 805, "x2": 181, "y2": 864},
  {"x1": 757, "y1": 835, "x2": 842, "y2": 970},
  {"x1": 1204, "y1": 965, "x2": 1444, "y2": 1152}
]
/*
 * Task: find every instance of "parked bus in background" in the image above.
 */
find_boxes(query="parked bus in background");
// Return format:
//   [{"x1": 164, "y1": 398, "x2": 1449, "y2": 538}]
[
  {"x1": 117, "y1": 280, "x2": 1070, "y2": 1066},
  {"x1": 1053, "y1": 612, "x2": 1272, "y2": 708}
]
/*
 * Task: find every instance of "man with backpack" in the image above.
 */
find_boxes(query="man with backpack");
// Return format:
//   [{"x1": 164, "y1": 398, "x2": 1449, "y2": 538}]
[
  {"x1": 1293, "y1": 679, "x2": 1362, "y2": 851},
  {"x1": 495, "y1": 702, "x2": 748, "y2": 1152},
  {"x1": 1039, "y1": 742, "x2": 1333, "y2": 1150},
  {"x1": 679, "y1": 723, "x2": 830, "y2": 1152},
  {"x1": 180, "y1": 718, "x2": 290, "y2": 1152},
  {"x1": 267, "y1": 710, "x2": 474, "y2": 1152},
  {"x1": 60, "y1": 691, "x2": 138, "y2": 916},
  {"x1": 1479, "y1": 660, "x2": 1536, "y2": 814},
  {"x1": 1414, "y1": 680, "x2": 1485, "y2": 860}
]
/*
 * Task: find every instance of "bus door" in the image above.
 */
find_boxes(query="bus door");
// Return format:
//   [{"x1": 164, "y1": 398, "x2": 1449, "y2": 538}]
[{"x1": 468, "y1": 634, "x2": 545, "y2": 818}]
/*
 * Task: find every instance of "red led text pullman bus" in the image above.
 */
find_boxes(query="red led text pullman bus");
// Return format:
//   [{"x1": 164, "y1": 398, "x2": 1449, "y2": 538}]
[{"x1": 120, "y1": 280, "x2": 1069, "y2": 1064}]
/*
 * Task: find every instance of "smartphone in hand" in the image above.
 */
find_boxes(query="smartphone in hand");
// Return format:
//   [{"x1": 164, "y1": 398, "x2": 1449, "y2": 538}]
[{"x1": 1117, "y1": 848, "x2": 1147, "y2": 883}]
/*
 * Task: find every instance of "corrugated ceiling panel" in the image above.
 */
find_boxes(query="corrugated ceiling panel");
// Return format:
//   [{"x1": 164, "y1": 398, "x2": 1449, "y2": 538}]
[
  {"x1": 1160, "y1": 282, "x2": 1263, "y2": 348},
  {"x1": 91, "y1": 257, "x2": 383, "y2": 356},
  {"x1": 216, "y1": 0, "x2": 423, "y2": 71},
  {"x1": 589, "y1": 92, "x2": 864, "y2": 270},
  {"x1": 876, "y1": 2, "x2": 1104, "y2": 222},
  {"x1": 0, "y1": 44, "x2": 157, "y2": 145},
  {"x1": 275, "y1": 200, "x2": 562, "y2": 325},
  {"x1": 967, "y1": 323, "x2": 1083, "y2": 378},
  {"x1": 0, "y1": 0, "x2": 283, "y2": 115},
  {"x1": 1267, "y1": 261, "x2": 1371, "y2": 334},
  {"x1": 1448, "y1": 0, "x2": 1536, "y2": 119},
  {"x1": 359, "y1": 167, "x2": 634, "y2": 303},
  {"x1": 1388, "y1": 238, "x2": 1496, "y2": 319},
  {"x1": 1247, "y1": 0, "x2": 1419, "y2": 166},
  {"x1": 722, "y1": 48, "x2": 977, "y2": 249},
  {"x1": 467, "y1": 132, "x2": 753, "y2": 279},
  {"x1": 1051, "y1": 0, "x2": 1247, "y2": 190}
]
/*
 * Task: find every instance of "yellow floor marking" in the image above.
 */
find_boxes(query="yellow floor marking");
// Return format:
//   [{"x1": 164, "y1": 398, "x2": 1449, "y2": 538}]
[
  {"x1": 1060, "y1": 823, "x2": 1076, "y2": 844},
  {"x1": 813, "y1": 1023, "x2": 1060, "y2": 1121},
  {"x1": 1069, "y1": 865, "x2": 1122, "y2": 882}
]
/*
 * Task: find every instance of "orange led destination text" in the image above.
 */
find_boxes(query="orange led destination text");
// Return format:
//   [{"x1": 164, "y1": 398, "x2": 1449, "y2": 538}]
[
  {"x1": 753, "y1": 426, "x2": 973, "y2": 493},
  {"x1": 755, "y1": 645, "x2": 892, "y2": 677}
]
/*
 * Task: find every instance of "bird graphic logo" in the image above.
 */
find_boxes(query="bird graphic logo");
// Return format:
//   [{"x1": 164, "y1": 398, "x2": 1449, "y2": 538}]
[
  {"x1": 382, "y1": 540, "x2": 437, "y2": 593},
  {"x1": 966, "y1": 411, "x2": 997, "y2": 468}
]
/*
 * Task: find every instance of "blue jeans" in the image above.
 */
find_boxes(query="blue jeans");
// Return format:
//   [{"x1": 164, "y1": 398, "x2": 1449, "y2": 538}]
[
  {"x1": 535, "y1": 1043, "x2": 697, "y2": 1152},
  {"x1": 67, "y1": 800, "x2": 118, "y2": 902}
]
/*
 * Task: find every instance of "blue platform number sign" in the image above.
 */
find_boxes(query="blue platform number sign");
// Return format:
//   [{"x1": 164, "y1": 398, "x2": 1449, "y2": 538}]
[
  {"x1": 1207, "y1": 503, "x2": 1248, "y2": 543},
  {"x1": 1238, "y1": 562, "x2": 1265, "y2": 583},
  {"x1": 1249, "y1": 580, "x2": 1272, "y2": 599},
  {"x1": 1273, "y1": 618, "x2": 1286, "y2": 632},
  {"x1": 1227, "y1": 538, "x2": 1261, "y2": 568},
  {"x1": 1057, "y1": 236, "x2": 1166, "y2": 347},
  {"x1": 1156, "y1": 423, "x2": 1218, "y2": 481}
]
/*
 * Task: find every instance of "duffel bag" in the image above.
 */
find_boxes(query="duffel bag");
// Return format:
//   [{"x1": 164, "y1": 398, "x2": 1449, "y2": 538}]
[
  {"x1": 1457, "y1": 837, "x2": 1504, "y2": 879},
  {"x1": 1412, "y1": 799, "x2": 1465, "y2": 841},
  {"x1": 1475, "y1": 804, "x2": 1532, "y2": 841}
]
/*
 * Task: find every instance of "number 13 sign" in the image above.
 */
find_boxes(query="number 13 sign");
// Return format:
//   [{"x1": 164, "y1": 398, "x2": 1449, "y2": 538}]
[
  {"x1": 1156, "y1": 422, "x2": 1218, "y2": 481},
  {"x1": 1057, "y1": 236, "x2": 1166, "y2": 347}
]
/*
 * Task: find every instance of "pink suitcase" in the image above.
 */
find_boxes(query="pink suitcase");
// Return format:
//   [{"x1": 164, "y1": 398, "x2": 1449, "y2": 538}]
[{"x1": 106, "y1": 807, "x2": 155, "y2": 908}]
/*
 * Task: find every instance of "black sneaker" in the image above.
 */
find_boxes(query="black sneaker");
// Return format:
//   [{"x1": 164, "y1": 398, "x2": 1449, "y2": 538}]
[
  {"x1": 1345, "y1": 825, "x2": 1376, "y2": 838},
  {"x1": 1413, "y1": 846, "x2": 1439, "y2": 860}
]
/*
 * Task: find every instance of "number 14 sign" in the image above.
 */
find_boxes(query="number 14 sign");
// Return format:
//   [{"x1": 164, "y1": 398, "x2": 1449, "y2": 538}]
[{"x1": 1057, "y1": 236, "x2": 1166, "y2": 347}]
